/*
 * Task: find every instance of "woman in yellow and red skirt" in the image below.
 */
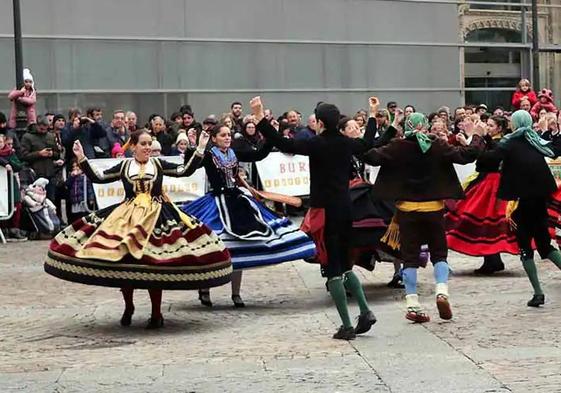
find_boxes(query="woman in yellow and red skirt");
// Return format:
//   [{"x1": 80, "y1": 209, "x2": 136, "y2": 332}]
[{"x1": 45, "y1": 130, "x2": 232, "y2": 329}]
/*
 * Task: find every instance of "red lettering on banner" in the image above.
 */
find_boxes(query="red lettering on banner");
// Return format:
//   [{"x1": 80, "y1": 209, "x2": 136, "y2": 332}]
[
  {"x1": 299, "y1": 162, "x2": 307, "y2": 172},
  {"x1": 280, "y1": 164, "x2": 286, "y2": 173},
  {"x1": 287, "y1": 163, "x2": 295, "y2": 173}
]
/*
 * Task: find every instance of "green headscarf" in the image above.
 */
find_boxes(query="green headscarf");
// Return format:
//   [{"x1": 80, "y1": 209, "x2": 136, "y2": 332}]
[
  {"x1": 500, "y1": 110, "x2": 555, "y2": 157},
  {"x1": 404, "y1": 113, "x2": 432, "y2": 153}
]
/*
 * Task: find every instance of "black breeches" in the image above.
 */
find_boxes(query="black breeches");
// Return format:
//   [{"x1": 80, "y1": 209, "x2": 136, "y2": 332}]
[
  {"x1": 323, "y1": 213, "x2": 353, "y2": 279},
  {"x1": 513, "y1": 198, "x2": 554, "y2": 260},
  {"x1": 396, "y1": 209, "x2": 448, "y2": 269}
]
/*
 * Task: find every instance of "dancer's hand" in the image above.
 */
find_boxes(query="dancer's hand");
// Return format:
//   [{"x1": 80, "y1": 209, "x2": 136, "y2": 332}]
[
  {"x1": 392, "y1": 108, "x2": 404, "y2": 128},
  {"x1": 369, "y1": 97, "x2": 380, "y2": 116},
  {"x1": 462, "y1": 117, "x2": 474, "y2": 136},
  {"x1": 473, "y1": 120, "x2": 487, "y2": 137},
  {"x1": 198, "y1": 131, "x2": 210, "y2": 150},
  {"x1": 187, "y1": 128, "x2": 198, "y2": 146},
  {"x1": 250, "y1": 96, "x2": 264, "y2": 122},
  {"x1": 456, "y1": 133, "x2": 468, "y2": 146},
  {"x1": 73, "y1": 140, "x2": 85, "y2": 160}
]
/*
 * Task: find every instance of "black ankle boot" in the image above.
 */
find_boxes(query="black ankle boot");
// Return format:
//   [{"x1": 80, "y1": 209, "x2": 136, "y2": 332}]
[
  {"x1": 527, "y1": 294, "x2": 545, "y2": 307},
  {"x1": 231, "y1": 294, "x2": 245, "y2": 308},
  {"x1": 120, "y1": 307, "x2": 134, "y2": 327},
  {"x1": 198, "y1": 290, "x2": 212, "y2": 307},
  {"x1": 387, "y1": 274, "x2": 404, "y2": 288},
  {"x1": 474, "y1": 255, "x2": 505, "y2": 276},
  {"x1": 146, "y1": 315, "x2": 164, "y2": 329}
]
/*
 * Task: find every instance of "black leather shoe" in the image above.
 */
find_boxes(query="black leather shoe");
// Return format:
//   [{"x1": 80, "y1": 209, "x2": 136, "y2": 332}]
[
  {"x1": 387, "y1": 274, "x2": 405, "y2": 289},
  {"x1": 120, "y1": 307, "x2": 134, "y2": 327},
  {"x1": 333, "y1": 326, "x2": 356, "y2": 340},
  {"x1": 355, "y1": 310, "x2": 377, "y2": 334},
  {"x1": 198, "y1": 290, "x2": 212, "y2": 307},
  {"x1": 232, "y1": 294, "x2": 245, "y2": 308},
  {"x1": 146, "y1": 315, "x2": 164, "y2": 329},
  {"x1": 527, "y1": 294, "x2": 545, "y2": 307}
]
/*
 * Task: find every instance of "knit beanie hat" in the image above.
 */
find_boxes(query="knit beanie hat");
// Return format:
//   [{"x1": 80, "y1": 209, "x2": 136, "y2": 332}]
[
  {"x1": 538, "y1": 88, "x2": 554, "y2": 102},
  {"x1": 176, "y1": 133, "x2": 189, "y2": 144},
  {"x1": 23, "y1": 68, "x2": 34, "y2": 84},
  {"x1": 53, "y1": 114, "x2": 65, "y2": 124},
  {"x1": 111, "y1": 143, "x2": 124, "y2": 158},
  {"x1": 33, "y1": 177, "x2": 49, "y2": 188},
  {"x1": 315, "y1": 102, "x2": 340, "y2": 132}
]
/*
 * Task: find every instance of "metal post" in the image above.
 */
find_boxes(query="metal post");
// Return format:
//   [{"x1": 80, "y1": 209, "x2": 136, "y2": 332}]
[
  {"x1": 521, "y1": 6, "x2": 530, "y2": 80},
  {"x1": 12, "y1": 0, "x2": 27, "y2": 134},
  {"x1": 531, "y1": 0, "x2": 540, "y2": 90}
]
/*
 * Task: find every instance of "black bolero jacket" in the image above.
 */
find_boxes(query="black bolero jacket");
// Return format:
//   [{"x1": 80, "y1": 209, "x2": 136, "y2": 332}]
[
  {"x1": 362, "y1": 135, "x2": 485, "y2": 201},
  {"x1": 478, "y1": 137, "x2": 561, "y2": 200}
]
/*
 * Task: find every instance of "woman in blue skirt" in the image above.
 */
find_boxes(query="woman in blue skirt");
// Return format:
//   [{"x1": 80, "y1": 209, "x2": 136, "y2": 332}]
[{"x1": 181, "y1": 123, "x2": 316, "y2": 307}]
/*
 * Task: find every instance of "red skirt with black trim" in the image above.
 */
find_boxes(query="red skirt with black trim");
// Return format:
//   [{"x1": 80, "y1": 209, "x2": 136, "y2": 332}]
[
  {"x1": 548, "y1": 186, "x2": 561, "y2": 247},
  {"x1": 446, "y1": 173, "x2": 519, "y2": 256}
]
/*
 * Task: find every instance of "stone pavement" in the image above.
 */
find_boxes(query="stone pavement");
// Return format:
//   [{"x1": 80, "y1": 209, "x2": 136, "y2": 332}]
[{"x1": 0, "y1": 241, "x2": 560, "y2": 392}]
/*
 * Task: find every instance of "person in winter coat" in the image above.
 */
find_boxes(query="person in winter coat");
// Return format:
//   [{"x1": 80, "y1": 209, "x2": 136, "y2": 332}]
[
  {"x1": 530, "y1": 88, "x2": 558, "y2": 120},
  {"x1": 20, "y1": 116, "x2": 61, "y2": 202},
  {"x1": 0, "y1": 134, "x2": 27, "y2": 241},
  {"x1": 7, "y1": 68, "x2": 37, "y2": 129},
  {"x1": 0, "y1": 111, "x2": 22, "y2": 158},
  {"x1": 512, "y1": 79, "x2": 538, "y2": 110}
]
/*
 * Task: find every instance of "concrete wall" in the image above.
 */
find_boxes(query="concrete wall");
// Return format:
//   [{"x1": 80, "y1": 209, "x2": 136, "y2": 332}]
[{"x1": 0, "y1": 0, "x2": 461, "y2": 120}]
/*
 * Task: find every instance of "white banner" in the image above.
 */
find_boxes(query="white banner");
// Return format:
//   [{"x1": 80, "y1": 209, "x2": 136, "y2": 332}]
[
  {"x1": 367, "y1": 163, "x2": 477, "y2": 184},
  {"x1": 0, "y1": 166, "x2": 9, "y2": 217},
  {"x1": 90, "y1": 157, "x2": 206, "y2": 209},
  {"x1": 255, "y1": 152, "x2": 310, "y2": 196}
]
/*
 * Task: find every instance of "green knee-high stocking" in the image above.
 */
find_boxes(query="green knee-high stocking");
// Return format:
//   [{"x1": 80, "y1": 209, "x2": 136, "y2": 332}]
[
  {"x1": 344, "y1": 271, "x2": 370, "y2": 314},
  {"x1": 522, "y1": 258, "x2": 544, "y2": 295},
  {"x1": 546, "y1": 249, "x2": 561, "y2": 270},
  {"x1": 327, "y1": 277, "x2": 353, "y2": 329}
]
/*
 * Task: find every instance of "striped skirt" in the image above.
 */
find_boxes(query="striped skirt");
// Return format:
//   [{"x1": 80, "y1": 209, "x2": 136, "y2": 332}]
[{"x1": 180, "y1": 191, "x2": 316, "y2": 269}]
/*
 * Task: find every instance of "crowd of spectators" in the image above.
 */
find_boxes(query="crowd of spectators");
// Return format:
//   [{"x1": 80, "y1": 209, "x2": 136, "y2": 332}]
[{"x1": 1, "y1": 76, "x2": 560, "y2": 242}]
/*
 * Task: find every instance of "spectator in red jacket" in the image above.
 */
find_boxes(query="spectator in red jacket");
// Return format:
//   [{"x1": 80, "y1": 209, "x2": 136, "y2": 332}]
[
  {"x1": 512, "y1": 79, "x2": 538, "y2": 110},
  {"x1": 530, "y1": 88, "x2": 558, "y2": 120}
]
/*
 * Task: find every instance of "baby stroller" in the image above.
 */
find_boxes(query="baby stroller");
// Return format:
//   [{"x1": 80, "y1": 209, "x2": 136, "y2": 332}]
[{"x1": 19, "y1": 169, "x2": 60, "y2": 239}]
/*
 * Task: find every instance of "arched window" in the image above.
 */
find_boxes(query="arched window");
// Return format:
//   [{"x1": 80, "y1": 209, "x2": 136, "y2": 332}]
[{"x1": 464, "y1": 28, "x2": 526, "y2": 109}]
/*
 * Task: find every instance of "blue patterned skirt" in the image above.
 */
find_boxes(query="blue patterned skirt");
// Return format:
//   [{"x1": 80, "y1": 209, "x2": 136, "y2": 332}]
[{"x1": 180, "y1": 191, "x2": 316, "y2": 269}]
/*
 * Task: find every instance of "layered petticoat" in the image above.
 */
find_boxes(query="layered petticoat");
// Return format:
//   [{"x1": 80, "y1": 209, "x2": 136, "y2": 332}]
[
  {"x1": 180, "y1": 189, "x2": 316, "y2": 269},
  {"x1": 45, "y1": 194, "x2": 232, "y2": 289}
]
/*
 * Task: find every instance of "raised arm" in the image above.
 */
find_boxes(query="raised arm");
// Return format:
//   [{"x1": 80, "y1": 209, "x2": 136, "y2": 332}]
[
  {"x1": 160, "y1": 130, "x2": 209, "y2": 177},
  {"x1": 234, "y1": 141, "x2": 274, "y2": 162},
  {"x1": 442, "y1": 134, "x2": 485, "y2": 164},
  {"x1": 249, "y1": 96, "x2": 313, "y2": 156},
  {"x1": 73, "y1": 139, "x2": 121, "y2": 183},
  {"x1": 256, "y1": 118, "x2": 312, "y2": 156},
  {"x1": 158, "y1": 153, "x2": 204, "y2": 178},
  {"x1": 78, "y1": 158, "x2": 122, "y2": 184}
]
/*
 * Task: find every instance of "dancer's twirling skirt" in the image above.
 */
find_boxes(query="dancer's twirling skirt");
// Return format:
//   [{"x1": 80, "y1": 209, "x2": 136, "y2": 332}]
[
  {"x1": 45, "y1": 199, "x2": 232, "y2": 289},
  {"x1": 547, "y1": 185, "x2": 561, "y2": 246},
  {"x1": 446, "y1": 173, "x2": 518, "y2": 256},
  {"x1": 349, "y1": 181, "x2": 402, "y2": 270},
  {"x1": 181, "y1": 190, "x2": 316, "y2": 269}
]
